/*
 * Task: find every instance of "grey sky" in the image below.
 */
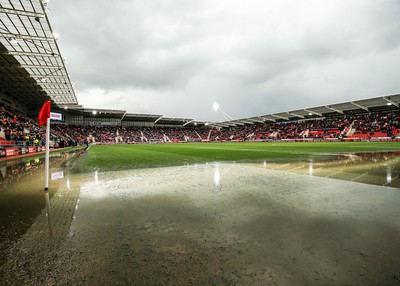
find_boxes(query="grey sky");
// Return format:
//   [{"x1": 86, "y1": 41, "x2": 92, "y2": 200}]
[{"x1": 49, "y1": 0, "x2": 400, "y2": 121}]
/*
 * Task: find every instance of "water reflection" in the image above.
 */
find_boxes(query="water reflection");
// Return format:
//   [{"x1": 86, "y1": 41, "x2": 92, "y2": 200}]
[
  {"x1": 263, "y1": 151, "x2": 400, "y2": 188},
  {"x1": 0, "y1": 148, "x2": 86, "y2": 188},
  {"x1": 0, "y1": 157, "x2": 45, "y2": 187},
  {"x1": 51, "y1": 170, "x2": 64, "y2": 181},
  {"x1": 214, "y1": 162, "x2": 221, "y2": 190},
  {"x1": 0, "y1": 149, "x2": 85, "y2": 267},
  {"x1": 387, "y1": 164, "x2": 392, "y2": 184},
  {"x1": 44, "y1": 191, "x2": 53, "y2": 237}
]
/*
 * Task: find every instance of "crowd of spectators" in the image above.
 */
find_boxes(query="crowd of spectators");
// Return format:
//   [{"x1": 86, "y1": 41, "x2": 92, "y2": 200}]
[
  {"x1": 204, "y1": 111, "x2": 400, "y2": 141},
  {"x1": 0, "y1": 106, "x2": 77, "y2": 148},
  {"x1": 350, "y1": 112, "x2": 399, "y2": 138},
  {"x1": 50, "y1": 125, "x2": 212, "y2": 144},
  {"x1": 1, "y1": 106, "x2": 399, "y2": 147},
  {"x1": 0, "y1": 106, "x2": 45, "y2": 145}
]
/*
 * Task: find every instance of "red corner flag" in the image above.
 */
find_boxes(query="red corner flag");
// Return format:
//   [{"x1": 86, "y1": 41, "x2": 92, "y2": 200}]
[{"x1": 38, "y1": 100, "x2": 51, "y2": 126}]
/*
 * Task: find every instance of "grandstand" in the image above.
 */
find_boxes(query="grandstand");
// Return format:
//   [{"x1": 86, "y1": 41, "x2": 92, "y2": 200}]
[{"x1": 2, "y1": 94, "x2": 400, "y2": 150}]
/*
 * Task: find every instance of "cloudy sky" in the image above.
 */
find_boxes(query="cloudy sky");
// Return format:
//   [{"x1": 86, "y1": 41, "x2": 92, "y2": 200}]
[{"x1": 49, "y1": 0, "x2": 400, "y2": 121}]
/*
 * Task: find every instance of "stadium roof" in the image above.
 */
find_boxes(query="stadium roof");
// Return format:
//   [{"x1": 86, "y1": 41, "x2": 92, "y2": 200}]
[
  {"x1": 0, "y1": 0, "x2": 77, "y2": 108},
  {"x1": 212, "y1": 94, "x2": 400, "y2": 128},
  {"x1": 58, "y1": 93, "x2": 400, "y2": 128},
  {"x1": 60, "y1": 107, "x2": 209, "y2": 127}
]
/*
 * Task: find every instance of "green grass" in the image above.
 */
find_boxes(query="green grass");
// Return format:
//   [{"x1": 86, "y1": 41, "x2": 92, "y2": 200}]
[{"x1": 72, "y1": 141, "x2": 400, "y2": 172}]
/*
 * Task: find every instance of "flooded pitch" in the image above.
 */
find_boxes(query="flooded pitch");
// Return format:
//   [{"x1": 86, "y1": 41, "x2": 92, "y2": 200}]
[{"x1": 1, "y1": 152, "x2": 400, "y2": 285}]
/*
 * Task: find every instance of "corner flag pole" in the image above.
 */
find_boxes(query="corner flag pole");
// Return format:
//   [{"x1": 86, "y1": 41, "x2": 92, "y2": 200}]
[
  {"x1": 38, "y1": 100, "x2": 51, "y2": 191},
  {"x1": 45, "y1": 116, "x2": 50, "y2": 190}
]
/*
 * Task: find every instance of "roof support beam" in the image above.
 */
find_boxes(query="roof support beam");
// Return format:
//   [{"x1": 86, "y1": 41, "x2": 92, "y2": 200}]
[
  {"x1": 0, "y1": 32, "x2": 55, "y2": 42},
  {"x1": 325, "y1": 106, "x2": 343, "y2": 114},
  {"x1": 183, "y1": 120, "x2": 195, "y2": 127},
  {"x1": 287, "y1": 112, "x2": 304, "y2": 118},
  {"x1": 224, "y1": 123, "x2": 237, "y2": 127},
  {"x1": 44, "y1": 90, "x2": 72, "y2": 96},
  {"x1": 238, "y1": 120, "x2": 254, "y2": 125},
  {"x1": 3, "y1": 51, "x2": 59, "y2": 57},
  {"x1": 154, "y1": 115, "x2": 163, "y2": 124},
  {"x1": 21, "y1": 64, "x2": 63, "y2": 69},
  {"x1": 58, "y1": 104, "x2": 83, "y2": 109},
  {"x1": 0, "y1": 7, "x2": 45, "y2": 18},
  {"x1": 222, "y1": 121, "x2": 242, "y2": 126},
  {"x1": 49, "y1": 97, "x2": 76, "y2": 101},
  {"x1": 247, "y1": 118, "x2": 264, "y2": 123},
  {"x1": 42, "y1": 89, "x2": 73, "y2": 93},
  {"x1": 383, "y1": 97, "x2": 399, "y2": 107},
  {"x1": 260, "y1": 117, "x2": 276, "y2": 122},
  {"x1": 47, "y1": 92, "x2": 76, "y2": 96},
  {"x1": 304, "y1": 109, "x2": 322, "y2": 116},
  {"x1": 32, "y1": 75, "x2": 67, "y2": 79},
  {"x1": 212, "y1": 123, "x2": 229, "y2": 128},
  {"x1": 351, "y1": 101, "x2": 368, "y2": 111},
  {"x1": 271, "y1": 114, "x2": 289, "y2": 120}
]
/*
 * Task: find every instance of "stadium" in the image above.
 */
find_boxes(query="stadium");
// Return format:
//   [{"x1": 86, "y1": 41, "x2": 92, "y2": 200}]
[{"x1": 1, "y1": 1, "x2": 400, "y2": 285}]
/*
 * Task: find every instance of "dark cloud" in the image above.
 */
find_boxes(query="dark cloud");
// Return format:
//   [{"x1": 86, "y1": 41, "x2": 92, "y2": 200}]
[{"x1": 50, "y1": 0, "x2": 400, "y2": 121}]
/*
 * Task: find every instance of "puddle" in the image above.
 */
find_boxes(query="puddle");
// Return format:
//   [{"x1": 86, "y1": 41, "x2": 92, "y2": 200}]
[
  {"x1": 258, "y1": 151, "x2": 400, "y2": 188},
  {"x1": 1, "y1": 151, "x2": 400, "y2": 285},
  {"x1": 0, "y1": 149, "x2": 86, "y2": 188},
  {"x1": 0, "y1": 149, "x2": 86, "y2": 266}
]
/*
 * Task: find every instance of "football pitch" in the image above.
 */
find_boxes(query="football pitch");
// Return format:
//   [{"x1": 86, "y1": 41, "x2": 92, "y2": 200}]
[
  {"x1": 76, "y1": 141, "x2": 400, "y2": 172},
  {"x1": 2, "y1": 141, "x2": 400, "y2": 285}
]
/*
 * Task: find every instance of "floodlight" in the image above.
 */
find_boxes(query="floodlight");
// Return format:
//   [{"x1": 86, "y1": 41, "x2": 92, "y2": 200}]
[
  {"x1": 92, "y1": 110, "x2": 97, "y2": 115},
  {"x1": 387, "y1": 103, "x2": 392, "y2": 106},
  {"x1": 213, "y1": 102, "x2": 219, "y2": 112},
  {"x1": 212, "y1": 102, "x2": 233, "y2": 121},
  {"x1": 53, "y1": 32, "x2": 59, "y2": 40}
]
